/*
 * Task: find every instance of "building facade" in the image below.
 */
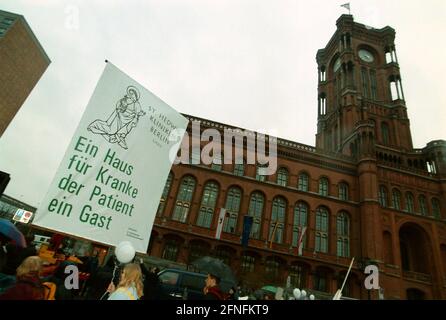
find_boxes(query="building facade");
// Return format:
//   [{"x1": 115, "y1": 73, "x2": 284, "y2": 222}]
[
  {"x1": 0, "y1": 10, "x2": 50, "y2": 137},
  {"x1": 148, "y1": 15, "x2": 446, "y2": 300}
]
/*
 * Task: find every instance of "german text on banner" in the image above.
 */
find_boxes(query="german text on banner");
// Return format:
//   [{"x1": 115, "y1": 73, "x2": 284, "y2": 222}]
[{"x1": 33, "y1": 62, "x2": 188, "y2": 252}]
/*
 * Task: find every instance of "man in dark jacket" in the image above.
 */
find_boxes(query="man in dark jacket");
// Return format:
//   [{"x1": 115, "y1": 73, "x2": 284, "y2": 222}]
[{"x1": 203, "y1": 274, "x2": 225, "y2": 300}]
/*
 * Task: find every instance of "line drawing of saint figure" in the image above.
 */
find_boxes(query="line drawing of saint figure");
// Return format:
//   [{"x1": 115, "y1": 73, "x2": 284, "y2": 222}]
[{"x1": 87, "y1": 85, "x2": 146, "y2": 149}]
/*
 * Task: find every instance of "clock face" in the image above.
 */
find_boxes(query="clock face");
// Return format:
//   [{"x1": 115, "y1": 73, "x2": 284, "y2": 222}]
[
  {"x1": 333, "y1": 58, "x2": 341, "y2": 72},
  {"x1": 358, "y1": 49, "x2": 374, "y2": 63}
]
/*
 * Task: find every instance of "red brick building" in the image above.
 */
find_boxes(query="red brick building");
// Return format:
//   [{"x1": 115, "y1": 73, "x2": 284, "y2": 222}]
[
  {"x1": 149, "y1": 15, "x2": 446, "y2": 300},
  {"x1": 0, "y1": 10, "x2": 50, "y2": 137}
]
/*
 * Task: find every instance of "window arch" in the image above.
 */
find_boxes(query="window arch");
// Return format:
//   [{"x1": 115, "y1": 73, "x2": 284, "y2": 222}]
[
  {"x1": 223, "y1": 187, "x2": 242, "y2": 234},
  {"x1": 196, "y1": 181, "x2": 219, "y2": 228},
  {"x1": 256, "y1": 163, "x2": 267, "y2": 182},
  {"x1": 379, "y1": 185, "x2": 388, "y2": 207},
  {"x1": 269, "y1": 197, "x2": 287, "y2": 244},
  {"x1": 293, "y1": 202, "x2": 308, "y2": 249},
  {"x1": 432, "y1": 198, "x2": 441, "y2": 219},
  {"x1": 248, "y1": 192, "x2": 265, "y2": 239},
  {"x1": 405, "y1": 192, "x2": 414, "y2": 213},
  {"x1": 157, "y1": 172, "x2": 173, "y2": 216},
  {"x1": 337, "y1": 212, "x2": 350, "y2": 257},
  {"x1": 381, "y1": 122, "x2": 390, "y2": 145},
  {"x1": 172, "y1": 176, "x2": 196, "y2": 223},
  {"x1": 319, "y1": 177, "x2": 329, "y2": 196},
  {"x1": 277, "y1": 167, "x2": 289, "y2": 187},
  {"x1": 419, "y1": 195, "x2": 427, "y2": 216},
  {"x1": 298, "y1": 172, "x2": 309, "y2": 192},
  {"x1": 315, "y1": 207, "x2": 329, "y2": 253},
  {"x1": 233, "y1": 160, "x2": 244, "y2": 176},
  {"x1": 392, "y1": 189, "x2": 401, "y2": 210},
  {"x1": 338, "y1": 182, "x2": 349, "y2": 201}
]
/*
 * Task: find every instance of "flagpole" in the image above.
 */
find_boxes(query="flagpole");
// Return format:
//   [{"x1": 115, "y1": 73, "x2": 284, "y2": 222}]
[
  {"x1": 269, "y1": 221, "x2": 279, "y2": 249},
  {"x1": 340, "y1": 257, "x2": 355, "y2": 293}
]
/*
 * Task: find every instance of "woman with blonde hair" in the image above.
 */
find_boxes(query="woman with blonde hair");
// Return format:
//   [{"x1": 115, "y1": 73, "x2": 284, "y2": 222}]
[
  {"x1": 0, "y1": 256, "x2": 45, "y2": 300},
  {"x1": 107, "y1": 263, "x2": 143, "y2": 300}
]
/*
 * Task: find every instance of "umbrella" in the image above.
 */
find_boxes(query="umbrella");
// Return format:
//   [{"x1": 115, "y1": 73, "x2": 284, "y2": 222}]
[
  {"x1": 0, "y1": 218, "x2": 26, "y2": 248},
  {"x1": 261, "y1": 285, "x2": 278, "y2": 294},
  {"x1": 191, "y1": 256, "x2": 236, "y2": 285}
]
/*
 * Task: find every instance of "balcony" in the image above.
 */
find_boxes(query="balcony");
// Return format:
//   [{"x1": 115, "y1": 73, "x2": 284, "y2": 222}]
[{"x1": 402, "y1": 270, "x2": 431, "y2": 284}]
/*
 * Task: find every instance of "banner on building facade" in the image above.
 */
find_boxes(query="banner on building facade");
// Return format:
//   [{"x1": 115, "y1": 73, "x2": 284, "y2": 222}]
[
  {"x1": 241, "y1": 215, "x2": 253, "y2": 247},
  {"x1": 33, "y1": 62, "x2": 188, "y2": 253}
]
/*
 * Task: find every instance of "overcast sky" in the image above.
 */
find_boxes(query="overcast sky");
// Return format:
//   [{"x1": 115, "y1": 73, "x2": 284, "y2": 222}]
[{"x1": 0, "y1": 0, "x2": 445, "y2": 207}]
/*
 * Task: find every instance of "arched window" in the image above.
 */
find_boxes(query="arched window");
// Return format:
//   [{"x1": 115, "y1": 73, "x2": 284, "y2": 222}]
[
  {"x1": 256, "y1": 163, "x2": 267, "y2": 182},
  {"x1": 188, "y1": 241, "x2": 209, "y2": 264},
  {"x1": 157, "y1": 172, "x2": 173, "y2": 216},
  {"x1": 162, "y1": 239, "x2": 180, "y2": 261},
  {"x1": 432, "y1": 198, "x2": 441, "y2": 219},
  {"x1": 269, "y1": 197, "x2": 286, "y2": 244},
  {"x1": 319, "y1": 177, "x2": 329, "y2": 196},
  {"x1": 419, "y1": 195, "x2": 427, "y2": 216},
  {"x1": 293, "y1": 202, "x2": 308, "y2": 249},
  {"x1": 289, "y1": 264, "x2": 306, "y2": 288},
  {"x1": 248, "y1": 192, "x2": 264, "y2": 239},
  {"x1": 223, "y1": 187, "x2": 242, "y2": 234},
  {"x1": 265, "y1": 258, "x2": 280, "y2": 281},
  {"x1": 381, "y1": 122, "x2": 390, "y2": 145},
  {"x1": 233, "y1": 161, "x2": 244, "y2": 176},
  {"x1": 277, "y1": 167, "x2": 288, "y2": 187},
  {"x1": 338, "y1": 183, "x2": 349, "y2": 201},
  {"x1": 298, "y1": 172, "x2": 309, "y2": 192},
  {"x1": 315, "y1": 207, "x2": 329, "y2": 253},
  {"x1": 379, "y1": 185, "x2": 388, "y2": 207},
  {"x1": 392, "y1": 189, "x2": 401, "y2": 210},
  {"x1": 172, "y1": 176, "x2": 196, "y2": 223},
  {"x1": 240, "y1": 253, "x2": 255, "y2": 273},
  {"x1": 337, "y1": 212, "x2": 350, "y2": 257},
  {"x1": 361, "y1": 67, "x2": 370, "y2": 98},
  {"x1": 196, "y1": 182, "x2": 219, "y2": 228},
  {"x1": 211, "y1": 153, "x2": 222, "y2": 171},
  {"x1": 405, "y1": 192, "x2": 414, "y2": 213},
  {"x1": 370, "y1": 69, "x2": 378, "y2": 99}
]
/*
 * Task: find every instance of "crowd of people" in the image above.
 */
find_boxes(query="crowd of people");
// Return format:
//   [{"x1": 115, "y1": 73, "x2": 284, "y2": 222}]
[{"x1": 0, "y1": 234, "x2": 238, "y2": 300}]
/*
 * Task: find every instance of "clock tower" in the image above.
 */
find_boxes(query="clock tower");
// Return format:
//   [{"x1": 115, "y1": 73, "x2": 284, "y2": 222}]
[{"x1": 315, "y1": 14, "x2": 413, "y2": 156}]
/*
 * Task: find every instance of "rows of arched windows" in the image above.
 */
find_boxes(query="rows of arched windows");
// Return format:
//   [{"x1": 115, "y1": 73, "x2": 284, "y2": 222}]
[
  {"x1": 158, "y1": 173, "x2": 351, "y2": 257},
  {"x1": 191, "y1": 158, "x2": 352, "y2": 201},
  {"x1": 378, "y1": 185, "x2": 442, "y2": 219}
]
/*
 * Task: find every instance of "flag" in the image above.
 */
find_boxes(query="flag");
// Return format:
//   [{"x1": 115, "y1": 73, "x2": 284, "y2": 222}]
[
  {"x1": 340, "y1": 3, "x2": 350, "y2": 10},
  {"x1": 297, "y1": 226, "x2": 307, "y2": 256},
  {"x1": 241, "y1": 215, "x2": 253, "y2": 247},
  {"x1": 215, "y1": 208, "x2": 226, "y2": 240}
]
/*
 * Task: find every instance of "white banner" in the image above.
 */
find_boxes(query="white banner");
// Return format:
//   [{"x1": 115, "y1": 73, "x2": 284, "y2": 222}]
[{"x1": 34, "y1": 62, "x2": 188, "y2": 252}]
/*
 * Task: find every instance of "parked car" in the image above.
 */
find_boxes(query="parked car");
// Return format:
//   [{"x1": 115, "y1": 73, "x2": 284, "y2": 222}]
[{"x1": 158, "y1": 268, "x2": 233, "y2": 300}]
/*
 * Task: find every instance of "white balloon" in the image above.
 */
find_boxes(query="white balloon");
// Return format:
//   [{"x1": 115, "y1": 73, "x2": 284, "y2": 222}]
[
  {"x1": 293, "y1": 288, "x2": 301, "y2": 299},
  {"x1": 115, "y1": 241, "x2": 135, "y2": 263},
  {"x1": 310, "y1": 294, "x2": 315, "y2": 300},
  {"x1": 301, "y1": 290, "x2": 307, "y2": 298}
]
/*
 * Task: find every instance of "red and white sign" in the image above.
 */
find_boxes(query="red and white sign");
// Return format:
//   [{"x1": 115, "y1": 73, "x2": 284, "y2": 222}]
[{"x1": 13, "y1": 209, "x2": 33, "y2": 224}]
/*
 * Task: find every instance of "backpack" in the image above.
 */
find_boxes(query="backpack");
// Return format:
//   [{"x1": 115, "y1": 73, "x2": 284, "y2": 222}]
[{"x1": 42, "y1": 282, "x2": 57, "y2": 300}]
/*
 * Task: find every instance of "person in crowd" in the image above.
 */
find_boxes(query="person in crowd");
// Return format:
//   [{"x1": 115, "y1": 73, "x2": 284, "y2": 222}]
[
  {"x1": 203, "y1": 273, "x2": 225, "y2": 300},
  {"x1": 0, "y1": 256, "x2": 45, "y2": 300},
  {"x1": 2, "y1": 236, "x2": 37, "y2": 276},
  {"x1": 45, "y1": 260, "x2": 77, "y2": 300},
  {"x1": 84, "y1": 255, "x2": 120, "y2": 300},
  {"x1": 107, "y1": 263, "x2": 143, "y2": 300},
  {"x1": 139, "y1": 261, "x2": 163, "y2": 300},
  {"x1": 227, "y1": 287, "x2": 237, "y2": 300}
]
